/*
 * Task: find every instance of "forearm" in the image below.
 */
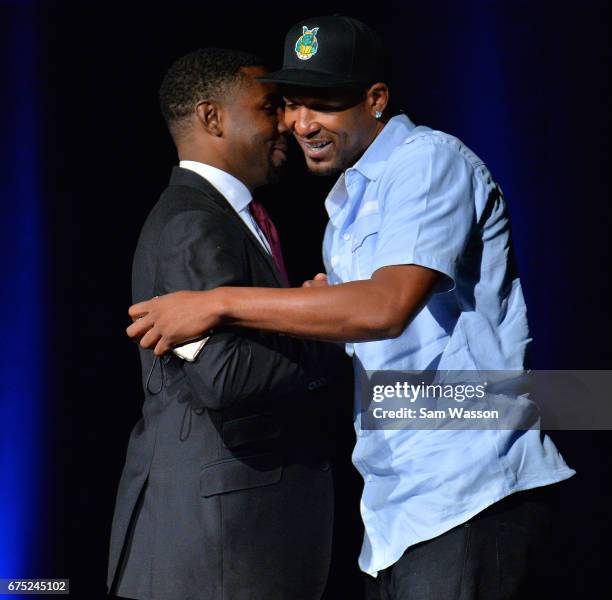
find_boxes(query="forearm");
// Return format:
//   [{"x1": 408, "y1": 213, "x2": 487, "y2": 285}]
[
  {"x1": 128, "y1": 264, "x2": 440, "y2": 354},
  {"x1": 217, "y1": 279, "x2": 410, "y2": 342},
  {"x1": 180, "y1": 327, "x2": 347, "y2": 410}
]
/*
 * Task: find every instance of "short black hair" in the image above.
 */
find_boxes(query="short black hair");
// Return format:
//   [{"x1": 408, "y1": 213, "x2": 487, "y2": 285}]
[{"x1": 159, "y1": 47, "x2": 264, "y2": 137}]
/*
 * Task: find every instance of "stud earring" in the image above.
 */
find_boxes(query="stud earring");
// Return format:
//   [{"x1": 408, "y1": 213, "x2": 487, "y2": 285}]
[{"x1": 374, "y1": 111, "x2": 383, "y2": 119}]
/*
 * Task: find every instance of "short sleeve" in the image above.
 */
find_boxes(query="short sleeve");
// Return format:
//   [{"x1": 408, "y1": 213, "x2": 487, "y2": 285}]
[{"x1": 371, "y1": 139, "x2": 475, "y2": 293}]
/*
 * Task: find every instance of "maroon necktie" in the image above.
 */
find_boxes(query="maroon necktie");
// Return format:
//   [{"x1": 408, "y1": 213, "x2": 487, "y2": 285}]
[{"x1": 248, "y1": 200, "x2": 290, "y2": 286}]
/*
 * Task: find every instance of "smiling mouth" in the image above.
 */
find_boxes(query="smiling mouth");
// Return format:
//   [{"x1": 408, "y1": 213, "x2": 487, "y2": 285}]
[
  {"x1": 300, "y1": 139, "x2": 333, "y2": 159},
  {"x1": 305, "y1": 140, "x2": 331, "y2": 150}
]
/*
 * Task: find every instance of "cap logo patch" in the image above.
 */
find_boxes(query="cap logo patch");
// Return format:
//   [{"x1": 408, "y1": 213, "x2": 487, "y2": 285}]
[{"x1": 295, "y1": 25, "x2": 319, "y2": 61}]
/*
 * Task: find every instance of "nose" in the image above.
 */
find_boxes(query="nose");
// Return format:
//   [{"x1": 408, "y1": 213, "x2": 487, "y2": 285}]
[{"x1": 285, "y1": 106, "x2": 319, "y2": 137}]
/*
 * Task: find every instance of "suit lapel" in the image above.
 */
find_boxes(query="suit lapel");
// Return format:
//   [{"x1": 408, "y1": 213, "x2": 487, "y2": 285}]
[{"x1": 168, "y1": 167, "x2": 287, "y2": 287}]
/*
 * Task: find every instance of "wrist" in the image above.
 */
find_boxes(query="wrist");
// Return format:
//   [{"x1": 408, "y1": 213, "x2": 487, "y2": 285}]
[{"x1": 212, "y1": 287, "x2": 233, "y2": 324}]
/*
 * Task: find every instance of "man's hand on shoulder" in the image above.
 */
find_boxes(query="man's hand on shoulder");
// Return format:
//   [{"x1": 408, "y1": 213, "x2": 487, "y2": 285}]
[{"x1": 127, "y1": 289, "x2": 225, "y2": 356}]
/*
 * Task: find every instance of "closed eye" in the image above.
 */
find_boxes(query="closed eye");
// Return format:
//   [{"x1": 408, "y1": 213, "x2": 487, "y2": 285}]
[{"x1": 263, "y1": 100, "x2": 284, "y2": 115}]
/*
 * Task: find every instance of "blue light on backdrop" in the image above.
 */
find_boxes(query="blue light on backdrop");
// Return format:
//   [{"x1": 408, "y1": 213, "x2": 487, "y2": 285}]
[
  {"x1": 0, "y1": 1, "x2": 46, "y2": 579},
  {"x1": 436, "y1": 2, "x2": 525, "y2": 238}
]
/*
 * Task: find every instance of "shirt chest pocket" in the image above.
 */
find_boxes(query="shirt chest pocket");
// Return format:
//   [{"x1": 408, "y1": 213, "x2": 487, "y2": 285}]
[{"x1": 350, "y1": 214, "x2": 381, "y2": 280}]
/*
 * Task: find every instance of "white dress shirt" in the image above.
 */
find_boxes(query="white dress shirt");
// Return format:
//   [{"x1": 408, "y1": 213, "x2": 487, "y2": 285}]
[{"x1": 179, "y1": 160, "x2": 271, "y2": 253}]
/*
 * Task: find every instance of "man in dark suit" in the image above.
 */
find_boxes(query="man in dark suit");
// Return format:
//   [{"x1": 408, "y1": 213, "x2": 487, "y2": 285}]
[{"x1": 107, "y1": 48, "x2": 350, "y2": 600}]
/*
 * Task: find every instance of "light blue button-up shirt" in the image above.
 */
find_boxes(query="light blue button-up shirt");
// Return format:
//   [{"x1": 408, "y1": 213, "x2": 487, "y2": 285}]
[{"x1": 322, "y1": 115, "x2": 575, "y2": 577}]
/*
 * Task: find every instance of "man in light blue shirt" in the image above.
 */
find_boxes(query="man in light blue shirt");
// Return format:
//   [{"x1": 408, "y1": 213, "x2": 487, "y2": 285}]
[
  {"x1": 129, "y1": 16, "x2": 575, "y2": 599},
  {"x1": 320, "y1": 109, "x2": 575, "y2": 576}
]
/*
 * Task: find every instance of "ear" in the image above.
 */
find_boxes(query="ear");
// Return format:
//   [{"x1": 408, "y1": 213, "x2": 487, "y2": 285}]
[
  {"x1": 195, "y1": 100, "x2": 223, "y2": 137},
  {"x1": 302, "y1": 26, "x2": 308, "y2": 34},
  {"x1": 312, "y1": 27, "x2": 319, "y2": 36},
  {"x1": 366, "y1": 82, "x2": 390, "y2": 117}
]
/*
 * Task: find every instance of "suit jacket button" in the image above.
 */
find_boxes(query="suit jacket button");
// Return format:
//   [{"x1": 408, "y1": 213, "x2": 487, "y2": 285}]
[{"x1": 318, "y1": 459, "x2": 331, "y2": 471}]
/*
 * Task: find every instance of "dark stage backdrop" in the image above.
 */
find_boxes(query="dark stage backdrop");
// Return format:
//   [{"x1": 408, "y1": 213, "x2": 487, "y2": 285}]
[{"x1": 1, "y1": 1, "x2": 611, "y2": 598}]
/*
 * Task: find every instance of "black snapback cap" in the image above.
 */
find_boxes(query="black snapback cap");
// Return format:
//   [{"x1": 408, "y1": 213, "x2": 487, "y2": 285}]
[{"x1": 257, "y1": 15, "x2": 385, "y2": 88}]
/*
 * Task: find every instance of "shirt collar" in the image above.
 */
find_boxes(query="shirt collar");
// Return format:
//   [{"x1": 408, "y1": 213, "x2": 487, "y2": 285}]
[
  {"x1": 350, "y1": 114, "x2": 417, "y2": 181},
  {"x1": 179, "y1": 160, "x2": 252, "y2": 212},
  {"x1": 325, "y1": 114, "x2": 417, "y2": 222}
]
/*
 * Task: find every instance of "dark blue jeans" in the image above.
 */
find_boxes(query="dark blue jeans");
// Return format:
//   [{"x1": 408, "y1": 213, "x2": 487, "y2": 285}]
[{"x1": 366, "y1": 485, "x2": 559, "y2": 600}]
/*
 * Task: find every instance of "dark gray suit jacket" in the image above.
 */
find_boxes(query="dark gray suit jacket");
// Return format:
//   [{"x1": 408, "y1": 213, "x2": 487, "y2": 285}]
[{"x1": 107, "y1": 167, "x2": 347, "y2": 600}]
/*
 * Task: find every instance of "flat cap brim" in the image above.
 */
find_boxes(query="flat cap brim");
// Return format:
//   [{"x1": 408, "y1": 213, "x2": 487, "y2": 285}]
[{"x1": 256, "y1": 68, "x2": 370, "y2": 88}]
